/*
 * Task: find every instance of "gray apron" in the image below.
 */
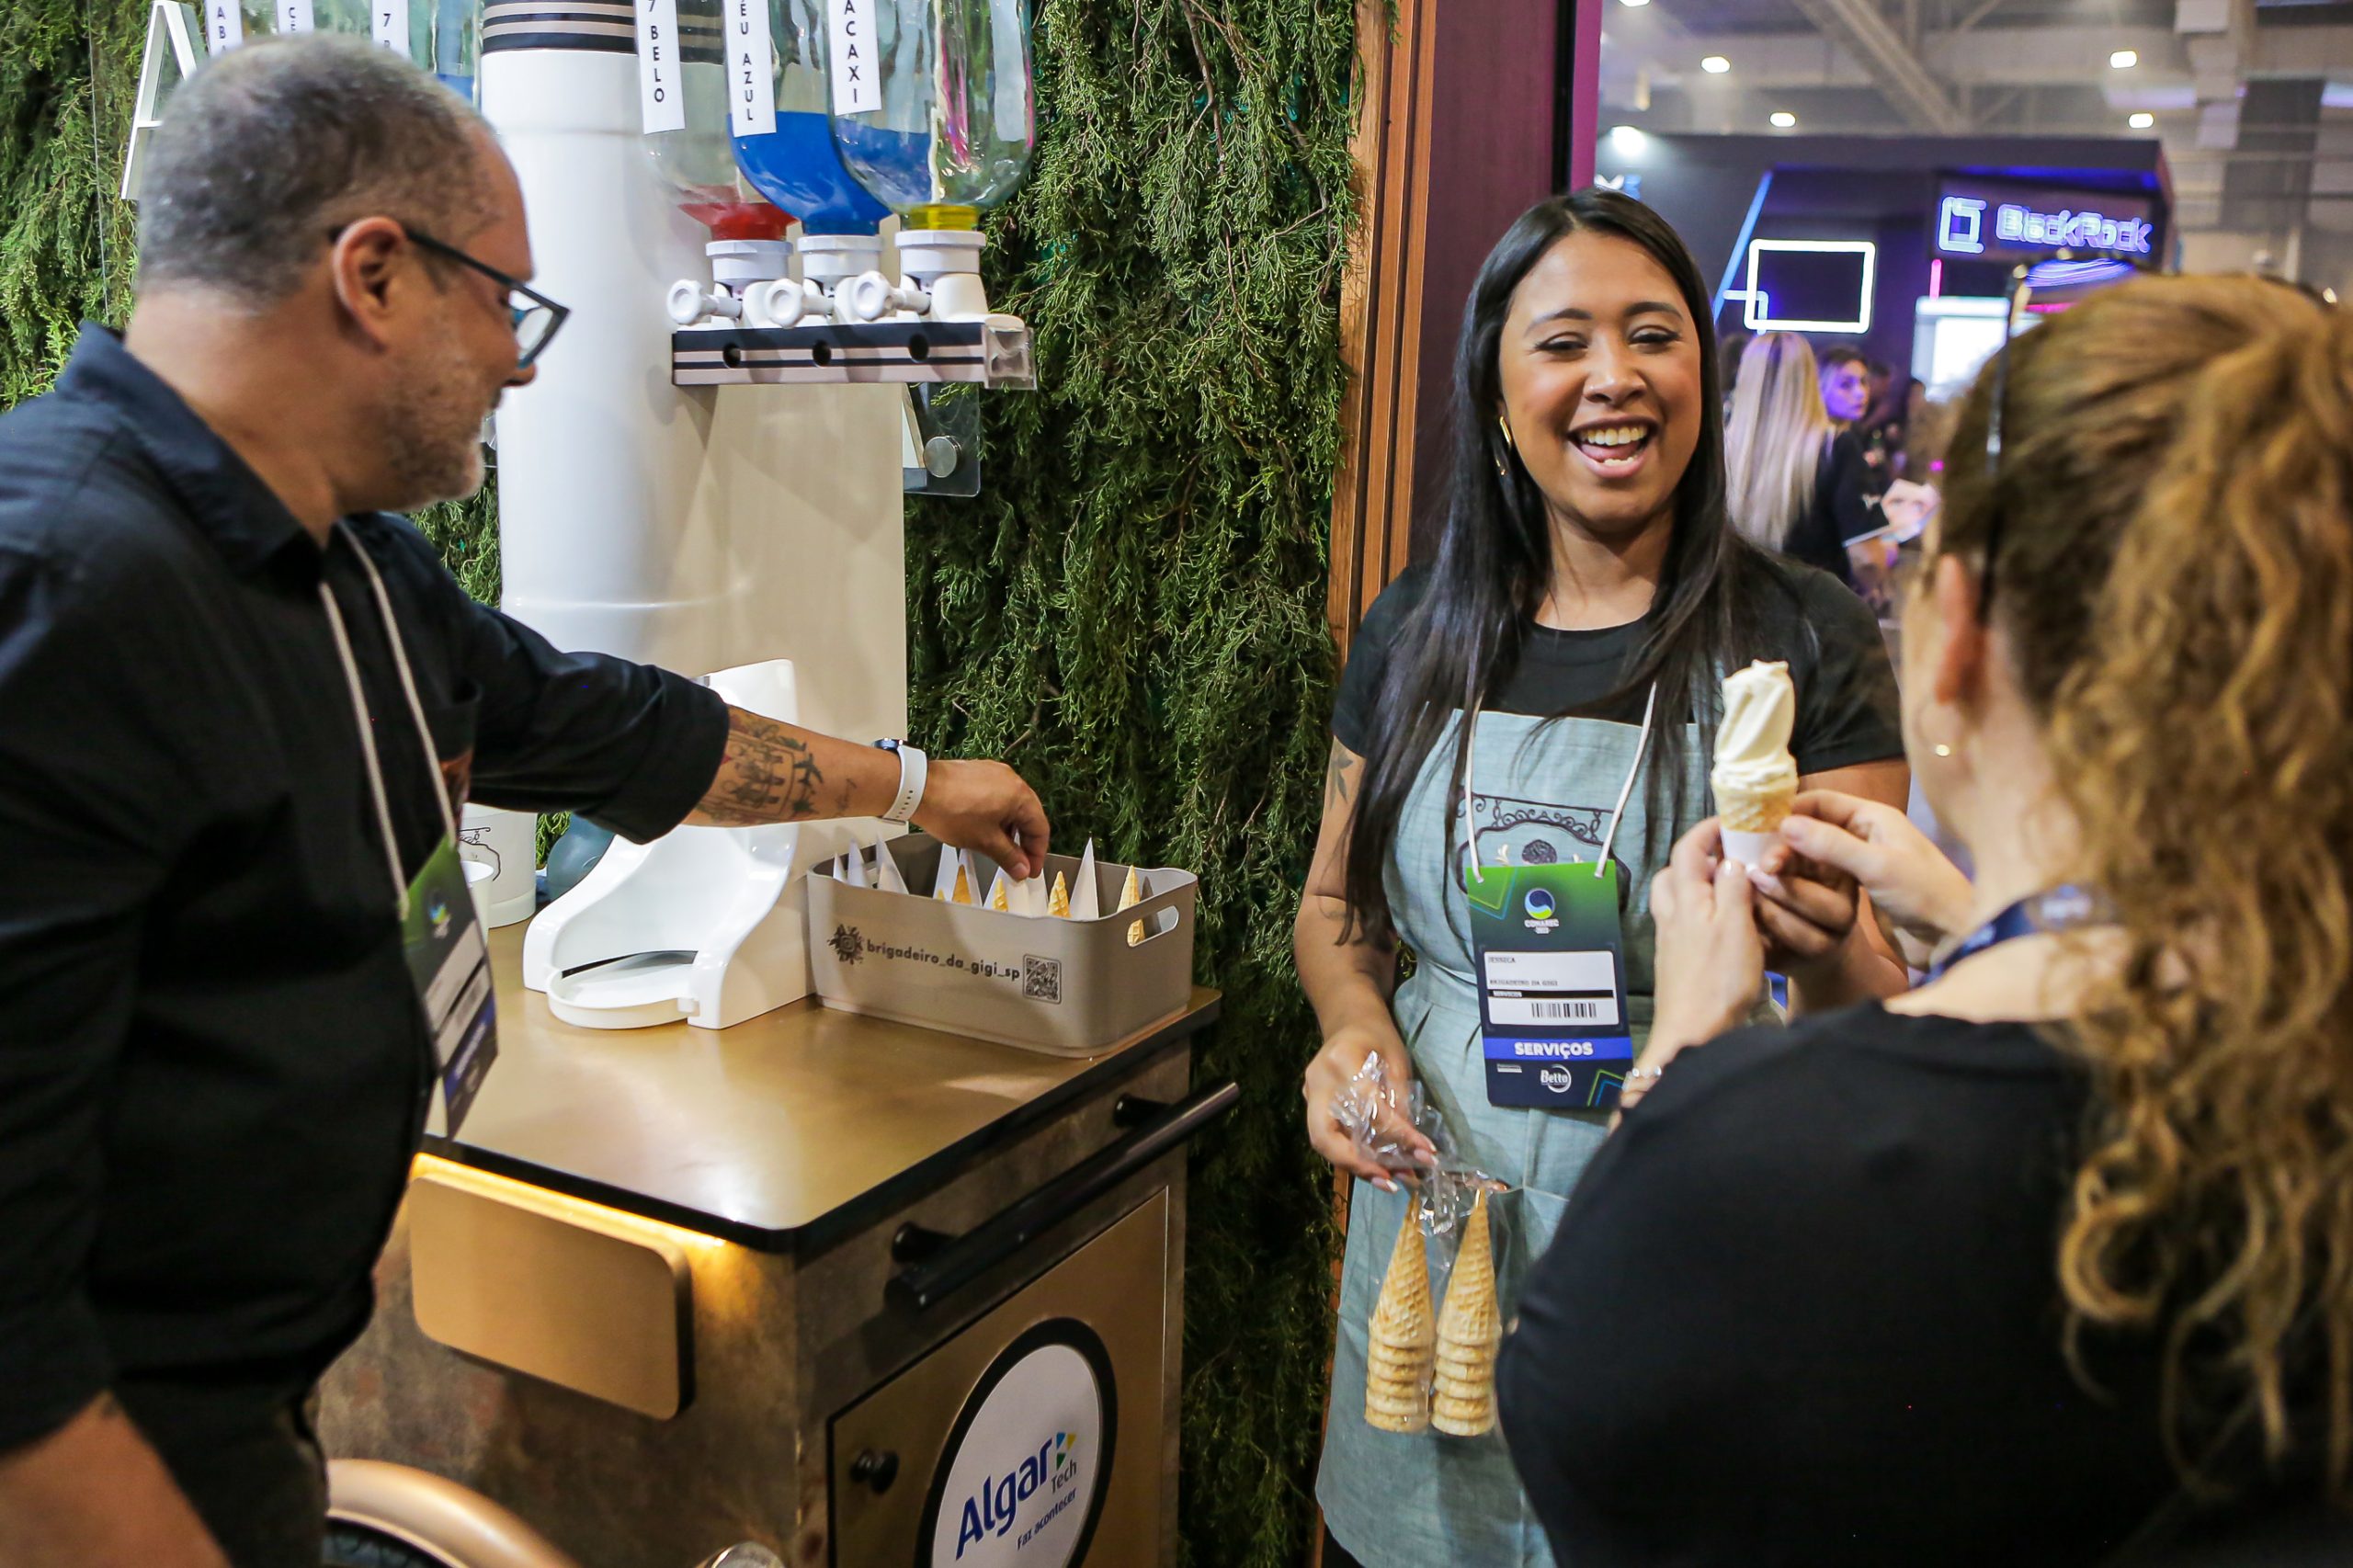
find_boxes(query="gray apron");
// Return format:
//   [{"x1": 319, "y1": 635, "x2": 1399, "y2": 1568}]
[{"x1": 1315, "y1": 699, "x2": 1772, "y2": 1566}]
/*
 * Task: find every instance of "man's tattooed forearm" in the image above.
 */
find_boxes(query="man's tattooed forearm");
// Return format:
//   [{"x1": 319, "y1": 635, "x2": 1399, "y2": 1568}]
[{"x1": 701, "y1": 716, "x2": 826, "y2": 824}]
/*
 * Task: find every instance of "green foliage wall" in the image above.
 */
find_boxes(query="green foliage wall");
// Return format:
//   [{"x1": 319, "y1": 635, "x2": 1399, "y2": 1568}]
[
  {"x1": 6, "y1": 4, "x2": 1353, "y2": 1561},
  {"x1": 906, "y1": 1, "x2": 1355, "y2": 1561}
]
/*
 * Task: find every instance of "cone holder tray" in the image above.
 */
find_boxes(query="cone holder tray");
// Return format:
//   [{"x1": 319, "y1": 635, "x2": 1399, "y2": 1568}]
[{"x1": 804, "y1": 834, "x2": 1197, "y2": 1057}]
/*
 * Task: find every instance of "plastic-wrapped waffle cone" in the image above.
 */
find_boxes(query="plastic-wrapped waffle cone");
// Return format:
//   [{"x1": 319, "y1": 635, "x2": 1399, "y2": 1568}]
[
  {"x1": 1435, "y1": 1345, "x2": 1496, "y2": 1380},
  {"x1": 1431, "y1": 1388, "x2": 1495, "y2": 1437},
  {"x1": 988, "y1": 870, "x2": 1011, "y2": 912},
  {"x1": 1048, "y1": 870, "x2": 1071, "y2": 918},
  {"x1": 1364, "y1": 1376, "x2": 1431, "y2": 1434},
  {"x1": 1436, "y1": 1191, "x2": 1502, "y2": 1353},
  {"x1": 1368, "y1": 1207, "x2": 1435, "y2": 1351},
  {"x1": 1367, "y1": 1342, "x2": 1431, "y2": 1380}
]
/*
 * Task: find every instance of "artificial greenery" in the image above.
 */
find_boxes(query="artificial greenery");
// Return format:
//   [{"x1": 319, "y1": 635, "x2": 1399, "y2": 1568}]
[
  {"x1": 905, "y1": 0, "x2": 1356, "y2": 1559},
  {"x1": 10, "y1": 3, "x2": 1354, "y2": 1561}
]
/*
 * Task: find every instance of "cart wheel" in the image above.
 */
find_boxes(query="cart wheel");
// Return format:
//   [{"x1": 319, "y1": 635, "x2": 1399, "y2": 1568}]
[{"x1": 324, "y1": 1522, "x2": 465, "y2": 1568}]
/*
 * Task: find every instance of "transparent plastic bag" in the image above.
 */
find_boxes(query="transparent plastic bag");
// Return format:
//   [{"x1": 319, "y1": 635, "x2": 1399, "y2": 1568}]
[{"x1": 1339, "y1": 1051, "x2": 1510, "y2": 1438}]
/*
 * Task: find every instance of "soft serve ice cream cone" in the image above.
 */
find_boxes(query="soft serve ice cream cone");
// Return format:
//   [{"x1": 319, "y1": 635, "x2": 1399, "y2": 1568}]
[{"x1": 1711, "y1": 659, "x2": 1798, "y2": 867}]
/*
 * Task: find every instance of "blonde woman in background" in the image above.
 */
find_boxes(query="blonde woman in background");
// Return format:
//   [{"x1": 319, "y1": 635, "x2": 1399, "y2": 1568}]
[
  {"x1": 1501, "y1": 271, "x2": 2353, "y2": 1565},
  {"x1": 1724, "y1": 332, "x2": 1884, "y2": 594}
]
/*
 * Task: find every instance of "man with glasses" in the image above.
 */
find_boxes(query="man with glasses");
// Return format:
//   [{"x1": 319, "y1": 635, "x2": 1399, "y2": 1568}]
[{"x1": 0, "y1": 36, "x2": 1050, "y2": 1568}]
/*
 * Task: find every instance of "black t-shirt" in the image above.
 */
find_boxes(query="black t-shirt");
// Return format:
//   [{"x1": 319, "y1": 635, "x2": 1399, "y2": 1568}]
[
  {"x1": 1782, "y1": 430, "x2": 1880, "y2": 587},
  {"x1": 1331, "y1": 556, "x2": 1901, "y2": 778},
  {"x1": 1496, "y1": 1006, "x2": 2185, "y2": 1567}
]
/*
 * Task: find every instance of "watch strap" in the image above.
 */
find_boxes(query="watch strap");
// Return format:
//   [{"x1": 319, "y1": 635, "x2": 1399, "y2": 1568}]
[{"x1": 876, "y1": 740, "x2": 927, "y2": 824}]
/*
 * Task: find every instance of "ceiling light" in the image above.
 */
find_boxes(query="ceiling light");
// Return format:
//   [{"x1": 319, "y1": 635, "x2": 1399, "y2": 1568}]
[
  {"x1": 1701, "y1": 54, "x2": 1732, "y2": 74},
  {"x1": 2129, "y1": 111, "x2": 2155, "y2": 129},
  {"x1": 1770, "y1": 110, "x2": 1797, "y2": 128},
  {"x1": 1618, "y1": 0, "x2": 1650, "y2": 8},
  {"x1": 2110, "y1": 49, "x2": 2138, "y2": 69},
  {"x1": 1608, "y1": 124, "x2": 1649, "y2": 153}
]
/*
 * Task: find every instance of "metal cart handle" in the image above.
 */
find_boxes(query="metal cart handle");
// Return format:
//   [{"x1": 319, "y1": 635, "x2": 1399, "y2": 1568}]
[{"x1": 885, "y1": 1081, "x2": 1240, "y2": 1312}]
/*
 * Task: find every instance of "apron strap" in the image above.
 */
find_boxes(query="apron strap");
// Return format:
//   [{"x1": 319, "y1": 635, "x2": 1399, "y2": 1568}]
[{"x1": 1593, "y1": 682, "x2": 1657, "y2": 876}]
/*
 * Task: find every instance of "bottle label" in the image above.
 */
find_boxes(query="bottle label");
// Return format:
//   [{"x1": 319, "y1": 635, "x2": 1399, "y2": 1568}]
[
  {"x1": 278, "y1": 0, "x2": 315, "y2": 31},
  {"x1": 206, "y1": 0, "x2": 244, "y2": 51},
  {"x1": 990, "y1": 0, "x2": 1026, "y2": 135},
  {"x1": 637, "y1": 0, "x2": 688, "y2": 133},
  {"x1": 373, "y1": 0, "x2": 411, "y2": 54},
  {"x1": 828, "y1": 0, "x2": 881, "y2": 117},
  {"x1": 726, "y1": 0, "x2": 779, "y2": 137}
]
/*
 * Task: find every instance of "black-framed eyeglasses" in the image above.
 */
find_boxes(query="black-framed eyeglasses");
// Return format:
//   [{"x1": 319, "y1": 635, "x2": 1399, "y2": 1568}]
[
  {"x1": 331, "y1": 222, "x2": 571, "y2": 370},
  {"x1": 1978, "y1": 252, "x2": 2148, "y2": 619}
]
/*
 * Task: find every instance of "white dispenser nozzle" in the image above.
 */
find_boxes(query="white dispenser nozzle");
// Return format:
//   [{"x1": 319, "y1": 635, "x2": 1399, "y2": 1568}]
[
  {"x1": 747, "y1": 276, "x2": 827, "y2": 328},
  {"x1": 845, "y1": 272, "x2": 932, "y2": 323},
  {"x1": 667, "y1": 280, "x2": 744, "y2": 326}
]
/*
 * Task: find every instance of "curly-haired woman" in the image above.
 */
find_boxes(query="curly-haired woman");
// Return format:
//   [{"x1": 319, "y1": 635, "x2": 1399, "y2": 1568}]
[{"x1": 1498, "y1": 271, "x2": 2353, "y2": 1564}]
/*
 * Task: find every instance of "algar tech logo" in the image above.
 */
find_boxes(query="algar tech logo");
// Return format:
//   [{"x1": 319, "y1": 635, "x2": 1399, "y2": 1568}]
[{"x1": 954, "y1": 1431, "x2": 1081, "y2": 1557}]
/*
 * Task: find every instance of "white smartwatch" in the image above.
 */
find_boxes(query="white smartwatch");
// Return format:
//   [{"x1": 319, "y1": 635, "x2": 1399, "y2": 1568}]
[{"x1": 873, "y1": 739, "x2": 928, "y2": 824}]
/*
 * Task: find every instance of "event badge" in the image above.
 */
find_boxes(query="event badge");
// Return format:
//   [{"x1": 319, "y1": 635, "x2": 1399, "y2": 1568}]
[
  {"x1": 402, "y1": 837, "x2": 498, "y2": 1137},
  {"x1": 1466, "y1": 859, "x2": 1632, "y2": 1111}
]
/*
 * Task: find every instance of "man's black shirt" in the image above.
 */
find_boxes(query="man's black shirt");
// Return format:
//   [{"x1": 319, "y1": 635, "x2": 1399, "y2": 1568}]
[{"x1": 0, "y1": 328, "x2": 728, "y2": 1448}]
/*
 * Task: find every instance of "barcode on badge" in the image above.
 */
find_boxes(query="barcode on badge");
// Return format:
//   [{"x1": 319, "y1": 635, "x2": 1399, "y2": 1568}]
[{"x1": 1525, "y1": 999, "x2": 1601, "y2": 1021}]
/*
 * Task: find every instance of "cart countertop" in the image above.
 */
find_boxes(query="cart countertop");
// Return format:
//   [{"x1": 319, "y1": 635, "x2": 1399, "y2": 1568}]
[{"x1": 422, "y1": 923, "x2": 1221, "y2": 1251}]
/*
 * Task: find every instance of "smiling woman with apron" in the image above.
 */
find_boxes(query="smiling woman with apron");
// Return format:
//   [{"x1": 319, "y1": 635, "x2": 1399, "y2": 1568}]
[{"x1": 1295, "y1": 191, "x2": 1908, "y2": 1567}]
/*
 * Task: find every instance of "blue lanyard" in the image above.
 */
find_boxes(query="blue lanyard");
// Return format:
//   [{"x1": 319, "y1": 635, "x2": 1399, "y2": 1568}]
[{"x1": 1929, "y1": 884, "x2": 2100, "y2": 980}]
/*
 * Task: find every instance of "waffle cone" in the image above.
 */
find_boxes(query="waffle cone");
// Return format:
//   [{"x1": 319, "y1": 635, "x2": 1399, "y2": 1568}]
[
  {"x1": 1431, "y1": 1390, "x2": 1495, "y2": 1437},
  {"x1": 1436, "y1": 1346, "x2": 1495, "y2": 1378},
  {"x1": 1715, "y1": 783, "x2": 1793, "y2": 835},
  {"x1": 1048, "y1": 871, "x2": 1071, "y2": 918},
  {"x1": 1364, "y1": 1385, "x2": 1430, "y2": 1434},
  {"x1": 1436, "y1": 1192, "x2": 1503, "y2": 1352},
  {"x1": 1368, "y1": 1207, "x2": 1435, "y2": 1350}
]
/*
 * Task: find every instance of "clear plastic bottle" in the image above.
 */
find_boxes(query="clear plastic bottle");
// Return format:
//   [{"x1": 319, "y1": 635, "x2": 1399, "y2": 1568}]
[
  {"x1": 827, "y1": 0, "x2": 1034, "y2": 231},
  {"x1": 649, "y1": 0, "x2": 790, "y2": 239},
  {"x1": 729, "y1": 0, "x2": 889, "y2": 235},
  {"x1": 278, "y1": 0, "x2": 369, "y2": 33},
  {"x1": 199, "y1": 2, "x2": 275, "y2": 53},
  {"x1": 432, "y1": 0, "x2": 478, "y2": 103}
]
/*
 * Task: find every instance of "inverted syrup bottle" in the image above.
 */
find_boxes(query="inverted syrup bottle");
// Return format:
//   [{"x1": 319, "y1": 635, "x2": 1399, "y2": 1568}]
[
  {"x1": 432, "y1": 0, "x2": 479, "y2": 102},
  {"x1": 825, "y1": 0, "x2": 1035, "y2": 233},
  {"x1": 199, "y1": 2, "x2": 274, "y2": 52},
  {"x1": 264, "y1": 0, "x2": 434, "y2": 62},
  {"x1": 728, "y1": 0, "x2": 890, "y2": 237},
  {"x1": 649, "y1": 0, "x2": 790, "y2": 242}
]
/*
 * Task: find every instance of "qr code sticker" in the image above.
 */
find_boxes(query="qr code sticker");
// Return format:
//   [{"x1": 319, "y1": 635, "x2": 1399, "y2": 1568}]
[{"x1": 1024, "y1": 955, "x2": 1063, "y2": 1005}]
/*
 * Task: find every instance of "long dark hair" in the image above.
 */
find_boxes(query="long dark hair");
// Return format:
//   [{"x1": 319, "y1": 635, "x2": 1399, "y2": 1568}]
[{"x1": 1341, "y1": 188, "x2": 1783, "y2": 937}]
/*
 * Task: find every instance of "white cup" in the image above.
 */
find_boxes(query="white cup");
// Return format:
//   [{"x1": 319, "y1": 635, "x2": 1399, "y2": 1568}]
[{"x1": 458, "y1": 803, "x2": 538, "y2": 928}]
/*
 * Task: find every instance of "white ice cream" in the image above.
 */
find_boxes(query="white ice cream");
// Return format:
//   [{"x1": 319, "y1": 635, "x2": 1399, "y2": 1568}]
[{"x1": 1711, "y1": 659, "x2": 1799, "y2": 801}]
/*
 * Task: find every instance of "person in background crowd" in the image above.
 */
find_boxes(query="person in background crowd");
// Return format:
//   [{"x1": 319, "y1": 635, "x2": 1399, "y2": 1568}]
[
  {"x1": 1861, "y1": 371, "x2": 1921, "y2": 477},
  {"x1": 0, "y1": 40, "x2": 1049, "y2": 1568},
  {"x1": 1294, "y1": 189, "x2": 1908, "y2": 1568},
  {"x1": 1499, "y1": 272, "x2": 2353, "y2": 1565},
  {"x1": 1723, "y1": 333, "x2": 1883, "y2": 594},
  {"x1": 1716, "y1": 328, "x2": 1751, "y2": 419},
  {"x1": 1816, "y1": 343, "x2": 1870, "y2": 427}
]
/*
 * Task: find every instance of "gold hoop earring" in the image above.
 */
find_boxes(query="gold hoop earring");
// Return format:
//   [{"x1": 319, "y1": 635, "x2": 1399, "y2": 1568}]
[{"x1": 1495, "y1": 415, "x2": 1516, "y2": 479}]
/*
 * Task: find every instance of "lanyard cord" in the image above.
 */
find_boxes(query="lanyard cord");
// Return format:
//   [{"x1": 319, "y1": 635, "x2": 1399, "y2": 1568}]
[
  {"x1": 315, "y1": 524, "x2": 460, "y2": 916},
  {"x1": 1463, "y1": 682, "x2": 1657, "y2": 879}
]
